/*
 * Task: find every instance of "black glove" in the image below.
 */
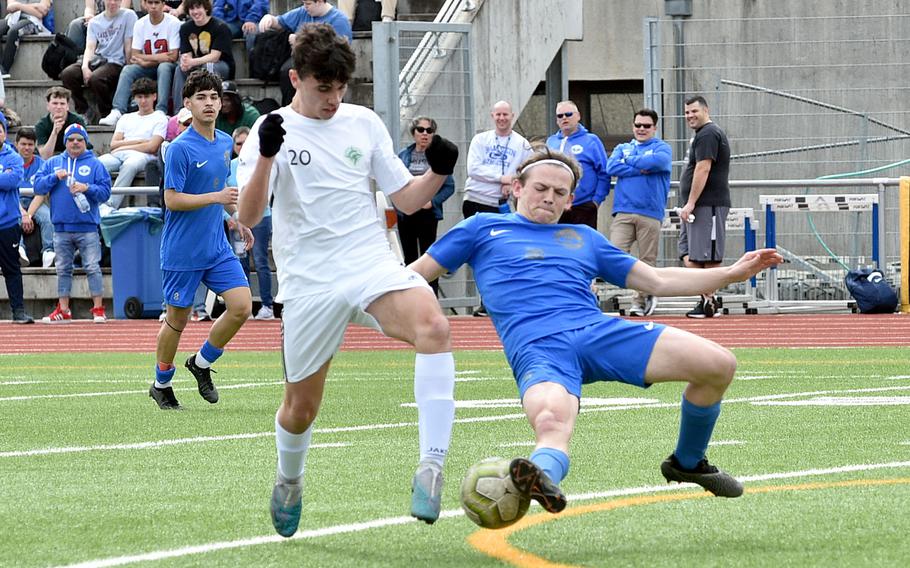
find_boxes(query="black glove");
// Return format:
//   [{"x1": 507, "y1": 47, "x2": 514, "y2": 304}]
[
  {"x1": 424, "y1": 134, "x2": 458, "y2": 176},
  {"x1": 258, "y1": 113, "x2": 286, "y2": 158}
]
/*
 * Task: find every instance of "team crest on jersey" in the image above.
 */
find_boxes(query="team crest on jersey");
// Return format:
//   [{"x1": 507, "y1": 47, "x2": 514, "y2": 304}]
[
  {"x1": 554, "y1": 228, "x2": 583, "y2": 250},
  {"x1": 570, "y1": 144, "x2": 584, "y2": 154},
  {"x1": 213, "y1": 177, "x2": 221, "y2": 189},
  {"x1": 344, "y1": 146, "x2": 364, "y2": 166},
  {"x1": 224, "y1": 150, "x2": 231, "y2": 167},
  {"x1": 78, "y1": 165, "x2": 91, "y2": 176}
]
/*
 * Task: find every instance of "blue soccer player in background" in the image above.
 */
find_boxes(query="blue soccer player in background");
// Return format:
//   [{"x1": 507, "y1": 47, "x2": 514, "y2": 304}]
[
  {"x1": 151, "y1": 69, "x2": 253, "y2": 410},
  {"x1": 410, "y1": 147, "x2": 782, "y2": 512}
]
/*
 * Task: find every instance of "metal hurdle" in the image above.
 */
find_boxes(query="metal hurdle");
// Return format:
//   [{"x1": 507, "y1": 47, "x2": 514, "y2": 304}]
[{"x1": 748, "y1": 194, "x2": 879, "y2": 313}]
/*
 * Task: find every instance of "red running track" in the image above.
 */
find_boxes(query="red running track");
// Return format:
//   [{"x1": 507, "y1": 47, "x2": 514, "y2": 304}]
[{"x1": 0, "y1": 314, "x2": 907, "y2": 354}]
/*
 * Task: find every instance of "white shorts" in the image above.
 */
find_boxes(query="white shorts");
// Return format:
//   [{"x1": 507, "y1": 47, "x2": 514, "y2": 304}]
[{"x1": 281, "y1": 259, "x2": 431, "y2": 381}]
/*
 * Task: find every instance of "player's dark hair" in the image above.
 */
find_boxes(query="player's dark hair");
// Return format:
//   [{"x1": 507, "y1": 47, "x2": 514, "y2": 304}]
[
  {"x1": 16, "y1": 127, "x2": 37, "y2": 143},
  {"x1": 291, "y1": 23, "x2": 355, "y2": 85},
  {"x1": 516, "y1": 144, "x2": 582, "y2": 192},
  {"x1": 684, "y1": 95, "x2": 708, "y2": 108},
  {"x1": 131, "y1": 77, "x2": 157, "y2": 97},
  {"x1": 182, "y1": 0, "x2": 212, "y2": 15},
  {"x1": 635, "y1": 108, "x2": 658, "y2": 124},
  {"x1": 409, "y1": 116, "x2": 437, "y2": 136},
  {"x1": 182, "y1": 68, "x2": 223, "y2": 100}
]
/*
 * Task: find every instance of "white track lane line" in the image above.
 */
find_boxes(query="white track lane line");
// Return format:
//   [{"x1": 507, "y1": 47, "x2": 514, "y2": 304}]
[{"x1": 57, "y1": 460, "x2": 910, "y2": 568}]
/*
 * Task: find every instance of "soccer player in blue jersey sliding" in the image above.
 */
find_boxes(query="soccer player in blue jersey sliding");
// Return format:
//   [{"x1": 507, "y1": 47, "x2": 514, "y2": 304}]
[
  {"x1": 150, "y1": 69, "x2": 254, "y2": 410},
  {"x1": 410, "y1": 147, "x2": 783, "y2": 513}
]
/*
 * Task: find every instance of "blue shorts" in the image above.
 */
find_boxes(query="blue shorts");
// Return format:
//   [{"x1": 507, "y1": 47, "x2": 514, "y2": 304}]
[
  {"x1": 509, "y1": 317, "x2": 666, "y2": 399},
  {"x1": 162, "y1": 255, "x2": 249, "y2": 308}
]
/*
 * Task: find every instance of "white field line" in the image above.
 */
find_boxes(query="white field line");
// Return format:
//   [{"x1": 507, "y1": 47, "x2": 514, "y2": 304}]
[
  {"x1": 0, "y1": 382, "x2": 282, "y2": 402},
  {"x1": 708, "y1": 440, "x2": 746, "y2": 446},
  {"x1": 57, "y1": 459, "x2": 910, "y2": 568},
  {"x1": 9, "y1": 385, "x2": 910, "y2": 458}
]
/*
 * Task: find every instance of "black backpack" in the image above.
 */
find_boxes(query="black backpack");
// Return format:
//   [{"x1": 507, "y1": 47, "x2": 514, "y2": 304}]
[
  {"x1": 42, "y1": 33, "x2": 79, "y2": 80},
  {"x1": 844, "y1": 268, "x2": 898, "y2": 314},
  {"x1": 249, "y1": 29, "x2": 291, "y2": 83}
]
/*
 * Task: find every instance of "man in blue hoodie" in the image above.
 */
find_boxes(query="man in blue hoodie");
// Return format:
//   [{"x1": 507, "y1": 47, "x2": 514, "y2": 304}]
[
  {"x1": 33, "y1": 123, "x2": 112, "y2": 323},
  {"x1": 0, "y1": 113, "x2": 32, "y2": 323},
  {"x1": 545, "y1": 100, "x2": 610, "y2": 229},
  {"x1": 606, "y1": 108, "x2": 672, "y2": 317}
]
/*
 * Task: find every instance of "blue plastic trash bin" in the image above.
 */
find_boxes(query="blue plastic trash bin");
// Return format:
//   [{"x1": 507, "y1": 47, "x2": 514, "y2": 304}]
[{"x1": 100, "y1": 207, "x2": 164, "y2": 319}]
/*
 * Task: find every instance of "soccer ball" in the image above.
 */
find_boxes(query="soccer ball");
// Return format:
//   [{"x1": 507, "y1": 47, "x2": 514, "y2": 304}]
[{"x1": 460, "y1": 457, "x2": 531, "y2": 529}]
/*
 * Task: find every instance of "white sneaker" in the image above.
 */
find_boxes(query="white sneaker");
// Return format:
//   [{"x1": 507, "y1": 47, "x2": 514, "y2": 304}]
[
  {"x1": 643, "y1": 295, "x2": 658, "y2": 317},
  {"x1": 98, "y1": 109, "x2": 122, "y2": 126},
  {"x1": 628, "y1": 303, "x2": 644, "y2": 317},
  {"x1": 17, "y1": 245, "x2": 29, "y2": 267},
  {"x1": 42, "y1": 250, "x2": 55, "y2": 267},
  {"x1": 255, "y1": 305, "x2": 275, "y2": 320}
]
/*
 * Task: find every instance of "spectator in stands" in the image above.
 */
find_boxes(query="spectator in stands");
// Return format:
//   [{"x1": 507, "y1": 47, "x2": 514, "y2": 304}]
[
  {"x1": 33, "y1": 124, "x2": 112, "y2": 323},
  {"x1": 67, "y1": 0, "x2": 132, "y2": 53},
  {"x1": 0, "y1": 0, "x2": 54, "y2": 78},
  {"x1": 213, "y1": 0, "x2": 267, "y2": 52},
  {"x1": 396, "y1": 116, "x2": 454, "y2": 295},
  {"x1": 172, "y1": 0, "x2": 235, "y2": 108},
  {"x1": 226, "y1": 125, "x2": 274, "y2": 319},
  {"x1": 100, "y1": 0, "x2": 180, "y2": 126},
  {"x1": 258, "y1": 0, "x2": 351, "y2": 106},
  {"x1": 338, "y1": 0, "x2": 397, "y2": 24},
  {"x1": 16, "y1": 127, "x2": 55, "y2": 268},
  {"x1": 36, "y1": 86, "x2": 88, "y2": 160},
  {"x1": 545, "y1": 100, "x2": 610, "y2": 229},
  {"x1": 0, "y1": 113, "x2": 32, "y2": 323},
  {"x1": 98, "y1": 78, "x2": 168, "y2": 211},
  {"x1": 60, "y1": 0, "x2": 137, "y2": 124},
  {"x1": 215, "y1": 80, "x2": 258, "y2": 134},
  {"x1": 606, "y1": 108, "x2": 672, "y2": 317}
]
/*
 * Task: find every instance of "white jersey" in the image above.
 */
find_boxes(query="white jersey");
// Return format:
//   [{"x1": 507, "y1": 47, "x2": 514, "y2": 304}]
[{"x1": 237, "y1": 103, "x2": 412, "y2": 302}]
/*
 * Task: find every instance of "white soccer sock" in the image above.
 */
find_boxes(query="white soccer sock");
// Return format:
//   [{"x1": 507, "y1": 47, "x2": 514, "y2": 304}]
[
  {"x1": 195, "y1": 353, "x2": 213, "y2": 369},
  {"x1": 414, "y1": 352, "x2": 455, "y2": 466},
  {"x1": 275, "y1": 413, "x2": 313, "y2": 483}
]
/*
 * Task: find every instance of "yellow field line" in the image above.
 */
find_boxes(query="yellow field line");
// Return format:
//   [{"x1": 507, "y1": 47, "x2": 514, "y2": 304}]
[{"x1": 467, "y1": 478, "x2": 910, "y2": 568}]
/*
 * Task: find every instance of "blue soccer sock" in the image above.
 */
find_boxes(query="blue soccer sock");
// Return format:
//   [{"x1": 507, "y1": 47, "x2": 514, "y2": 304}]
[
  {"x1": 196, "y1": 340, "x2": 224, "y2": 369},
  {"x1": 154, "y1": 363, "x2": 176, "y2": 389},
  {"x1": 530, "y1": 447, "x2": 570, "y2": 485},
  {"x1": 674, "y1": 395, "x2": 722, "y2": 470}
]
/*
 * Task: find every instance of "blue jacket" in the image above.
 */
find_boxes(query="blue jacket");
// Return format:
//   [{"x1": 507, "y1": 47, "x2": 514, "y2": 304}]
[
  {"x1": 278, "y1": 6, "x2": 352, "y2": 42},
  {"x1": 606, "y1": 137, "x2": 672, "y2": 222},
  {"x1": 0, "y1": 142, "x2": 25, "y2": 230},
  {"x1": 34, "y1": 150, "x2": 112, "y2": 232},
  {"x1": 18, "y1": 154, "x2": 44, "y2": 206},
  {"x1": 546, "y1": 124, "x2": 611, "y2": 206},
  {"x1": 213, "y1": 0, "x2": 269, "y2": 24},
  {"x1": 397, "y1": 143, "x2": 455, "y2": 220}
]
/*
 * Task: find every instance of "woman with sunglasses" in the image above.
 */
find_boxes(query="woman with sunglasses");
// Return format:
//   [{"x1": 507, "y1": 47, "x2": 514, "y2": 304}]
[{"x1": 395, "y1": 116, "x2": 454, "y2": 295}]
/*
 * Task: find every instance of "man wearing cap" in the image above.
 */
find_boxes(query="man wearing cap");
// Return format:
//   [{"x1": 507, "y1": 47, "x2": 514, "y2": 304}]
[
  {"x1": 0, "y1": 112, "x2": 32, "y2": 323},
  {"x1": 98, "y1": 77, "x2": 168, "y2": 210},
  {"x1": 100, "y1": 0, "x2": 181, "y2": 126},
  {"x1": 215, "y1": 81, "x2": 259, "y2": 135},
  {"x1": 33, "y1": 123, "x2": 112, "y2": 323}
]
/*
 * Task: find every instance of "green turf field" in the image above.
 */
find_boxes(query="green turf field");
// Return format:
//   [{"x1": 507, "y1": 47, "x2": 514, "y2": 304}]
[{"x1": 1, "y1": 348, "x2": 908, "y2": 567}]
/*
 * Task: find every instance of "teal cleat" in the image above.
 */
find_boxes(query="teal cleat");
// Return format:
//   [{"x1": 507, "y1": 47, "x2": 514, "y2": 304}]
[
  {"x1": 270, "y1": 475, "x2": 303, "y2": 537},
  {"x1": 410, "y1": 460, "x2": 443, "y2": 524}
]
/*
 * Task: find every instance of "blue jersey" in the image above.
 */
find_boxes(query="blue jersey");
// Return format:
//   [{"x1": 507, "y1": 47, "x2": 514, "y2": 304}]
[
  {"x1": 427, "y1": 213, "x2": 638, "y2": 357},
  {"x1": 161, "y1": 127, "x2": 234, "y2": 271}
]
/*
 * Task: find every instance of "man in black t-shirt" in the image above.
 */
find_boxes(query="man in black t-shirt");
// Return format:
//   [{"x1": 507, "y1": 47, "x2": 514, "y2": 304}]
[
  {"x1": 172, "y1": 0, "x2": 234, "y2": 106},
  {"x1": 677, "y1": 95, "x2": 731, "y2": 318}
]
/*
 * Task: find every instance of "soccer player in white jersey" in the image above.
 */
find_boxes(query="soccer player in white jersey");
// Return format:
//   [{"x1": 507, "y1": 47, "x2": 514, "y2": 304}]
[
  {"x1": 410, "y1": 148, "x2": 782, "y2": 512},
  {"x1": 236, "y1": 24, "x2": 460, "y2": 536},
  {"x1": 151, "y1": 69, "x2": 254, "y2": 411}
]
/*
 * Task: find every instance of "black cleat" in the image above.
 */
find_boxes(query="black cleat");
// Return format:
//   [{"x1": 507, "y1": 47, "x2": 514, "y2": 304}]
[
  {"x1": 509, "y1": 458, "x2": 567, "y2": 513},
  {"x1": 149, "y1": 384, "x2": 182, "y2": 410},
  {"x1": 185, "y1": 354, "x2": 219, "y2": 403},
  {"x1": 660, "y1": 454, "x2": 743, "y2": 497}
]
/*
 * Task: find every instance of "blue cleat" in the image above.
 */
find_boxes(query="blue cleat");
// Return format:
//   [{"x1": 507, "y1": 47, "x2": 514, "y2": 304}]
[
  {"x1": 270, "y1": 474, "x2": 303, "y2": 537},
  {"x1": 410, "y1": 460, "x2": 443, "y2": 524}
]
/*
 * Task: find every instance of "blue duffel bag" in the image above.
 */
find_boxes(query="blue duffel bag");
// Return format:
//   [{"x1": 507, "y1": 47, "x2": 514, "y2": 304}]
[{"x1": 844, "y1": 268, "x2": 898, "y2": 314}]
